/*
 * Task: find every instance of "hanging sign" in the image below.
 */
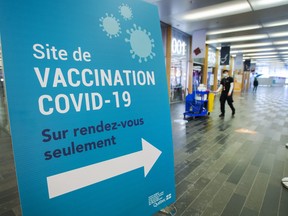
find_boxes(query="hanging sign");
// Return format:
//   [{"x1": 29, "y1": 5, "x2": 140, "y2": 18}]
[
  {"x1": 220, "y1": 46, "x2": 230, "y2": 65},
  {"x1": 192, "y1": 30, "x2": 206, "y2": 58},
  {"x1": 208, "y1": 48, "x2": 216, "y2": 67},
  {"x1": 244, "y1": 59, "x2": 251, "y2": 71},
  {"x1": 0, "y1": 0, "x2": 175, "y2": 216},
  {"x1": 235, "y1": 53, "x2": 243, "y2": 70}
]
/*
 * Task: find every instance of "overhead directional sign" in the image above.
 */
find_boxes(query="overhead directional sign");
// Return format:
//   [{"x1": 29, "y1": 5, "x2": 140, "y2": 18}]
[{"x1": 0, "y1": 0, "x2": 176, "y2": 216}]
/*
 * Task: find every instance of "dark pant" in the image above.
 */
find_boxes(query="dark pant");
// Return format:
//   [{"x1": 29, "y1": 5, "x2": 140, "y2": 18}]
[{"x1": 220, "y1": 93, "x2": 235, "y2": 114}]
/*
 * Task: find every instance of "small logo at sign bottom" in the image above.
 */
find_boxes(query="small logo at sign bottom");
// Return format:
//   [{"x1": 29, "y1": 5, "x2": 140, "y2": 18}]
[{"x1": 148, "y1": 191, "x2": 172, "y2": 207}]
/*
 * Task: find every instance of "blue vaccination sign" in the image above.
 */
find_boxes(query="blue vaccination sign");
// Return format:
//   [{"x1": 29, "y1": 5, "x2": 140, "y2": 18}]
[{"x1": 0, "y1": 0, "x2": 176, "y2": 215}]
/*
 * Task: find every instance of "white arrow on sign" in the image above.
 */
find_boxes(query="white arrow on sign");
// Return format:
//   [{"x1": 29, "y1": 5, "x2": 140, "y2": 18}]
[{"x1": 47, "y1": 138, "x2": 162, "y2": 199}]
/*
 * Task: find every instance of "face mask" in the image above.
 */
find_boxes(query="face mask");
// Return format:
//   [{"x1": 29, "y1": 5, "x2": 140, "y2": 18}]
[{"x1": 223, "y1": 73, "x2": 228, "y2": 78}]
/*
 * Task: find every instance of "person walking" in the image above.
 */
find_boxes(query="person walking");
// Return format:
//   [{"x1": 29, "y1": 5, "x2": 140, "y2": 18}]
[
  {"x1": 282, "y1": 143, "x2": 288, "y2": 189},
  {"x1": 215, "y1": 70, "x2": 235, "y2": 117},
  {"x1": 253, "y1": 77, "x2": 259, "y2": 92}
]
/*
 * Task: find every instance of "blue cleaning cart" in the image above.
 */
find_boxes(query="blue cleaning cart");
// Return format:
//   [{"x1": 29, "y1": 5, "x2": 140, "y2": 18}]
[{"x1": 183, "y1": 91, "x2": 210, "y2": 119}]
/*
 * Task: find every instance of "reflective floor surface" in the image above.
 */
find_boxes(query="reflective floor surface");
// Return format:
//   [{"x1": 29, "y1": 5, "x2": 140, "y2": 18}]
[{"x1": 1, "y1": 86, "x2": 288, "y2": 216}]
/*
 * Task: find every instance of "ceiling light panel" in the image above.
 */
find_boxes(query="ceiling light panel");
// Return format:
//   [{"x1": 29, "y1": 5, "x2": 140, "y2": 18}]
[
  {"x1": 273, "y1": 40, "x2": 288, "y2": 45},
  {"x1": 277, "y1": 46, "x2": 288, "y2": 50},
  {"x1": 179, "y1": 0, "x2": 251, "y2": 21},
  {"x1": 249, "y1": 0, "x2": 288, "y2": 10},
  {"x1": 207, "y1": 25, "x2": 261, "y2": 35},
  {"x1": 244, "y1": 52, "x2": 278, "y2": 56},
  {"x1": 253, "y1": 61, "x2": 279, "y2": 65},
  {"x1": 230, "y1": 48, "x2": 275, "y2": 53},
  {"x1": 263, "y1": 19, "x2": 288, "y2": 28},
  {"x1": 256, "y1": 58, "x2": 280, "y2": 62},
  {"x1": 230, "y1": 42, "x2": 273, "y2": 49},
  {"x1": 246, "y1": 55, "x2": 279, "y2": 59},
  {"x1": 269, "y1": 31, "x2": 288, "y2": 38},
  {"x1": 206, "y1": 34, "x2": 268, "y2": 44}
]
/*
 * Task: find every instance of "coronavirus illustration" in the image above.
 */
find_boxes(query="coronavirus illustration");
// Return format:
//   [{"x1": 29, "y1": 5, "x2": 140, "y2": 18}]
[
  {"x1": 119, "y1": 3, "x2": 133, "y2": 20},
  {"x1": 125, "y1": 24, "x2": 156, "y2": 63},
  {"x1": 99, "y1": 13, "x2": 121, "y2": 38}
]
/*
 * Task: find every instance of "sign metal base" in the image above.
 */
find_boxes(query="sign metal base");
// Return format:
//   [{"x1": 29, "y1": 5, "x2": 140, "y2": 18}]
[{"x1": 159, "y1": 204, "x2": 177, "y2": 216}]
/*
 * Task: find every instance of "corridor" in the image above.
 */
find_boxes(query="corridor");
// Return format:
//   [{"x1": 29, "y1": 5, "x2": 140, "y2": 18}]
[
  {"x1": 166, "y1": 86, "x2": 288, "y2": 216},
  {"x1": 1, "y1": 86, "x2": 288, "y2": 216}
]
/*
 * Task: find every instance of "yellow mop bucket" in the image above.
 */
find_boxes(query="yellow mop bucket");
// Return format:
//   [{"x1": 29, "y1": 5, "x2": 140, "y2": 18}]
[{"x1": 208, "y1": 92, "x2": 215, "y2": 113}]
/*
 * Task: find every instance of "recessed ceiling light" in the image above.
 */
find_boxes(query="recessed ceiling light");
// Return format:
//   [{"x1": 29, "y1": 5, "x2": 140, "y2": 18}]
[
  {"x1": 263, "y1": 19, "x2": 288, "y2": 28},
  {"x1": 249, "y1": 55, "x2": 278, "y2": 59},
  {"x1": 273, "y1": 40, "x2": 288, "y2": 45},
  {"x1": 277, "y1": 46, "x2": 288, "y2": 50},
  {"x1": 244, "y1": 52, "x2": 278, "y2": 56},
  {"x1": 269, "y1": 31, "x2": 288, "y2": 38},
  {"x1": 257, "y1": 59, "x2": 280, "y2": 61},
  {"x1": 179, "y1": 0, "x2": 251, "y2": 21},
  {"x1": 230, "y1": 42, "x2": 273, "y2": 49},
  {"x1": 207, "y1": 25, "x2": 261, "y2": 35},
  {"x1": 206, "y1": 34, "x2": 268, "y2": 44},
  {"x1": 230, "y1": 48, "x2": 275, "y2": 53},
  {"x1": 249, "y1": 0, "x2": 288, "y2": 10}
]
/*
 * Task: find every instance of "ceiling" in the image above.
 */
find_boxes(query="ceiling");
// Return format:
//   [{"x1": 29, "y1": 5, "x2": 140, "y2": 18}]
[
  {"x1": 145, "y1": 0, "x2": 288, "y2": 66},
  {"x1": 1, "y1": 1, "x2": 288, "y2": 69}
]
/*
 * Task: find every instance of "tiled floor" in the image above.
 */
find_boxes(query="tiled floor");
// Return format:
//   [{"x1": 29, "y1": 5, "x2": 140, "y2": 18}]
[
  {"x1": 0, "y1": 93, "x2": 20, "y2": 216},
  {"x1": 1, "y1": 86, "x2": 288, "y2": 216}
]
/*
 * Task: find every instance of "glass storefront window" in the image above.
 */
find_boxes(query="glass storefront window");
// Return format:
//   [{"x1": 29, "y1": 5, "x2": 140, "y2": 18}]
[
  {"x1": 170, "y1": 28, "x2": 190, "y2": 103},
  {"x1": 207, "y1": 47, "x2": 216, "y2": 90}
]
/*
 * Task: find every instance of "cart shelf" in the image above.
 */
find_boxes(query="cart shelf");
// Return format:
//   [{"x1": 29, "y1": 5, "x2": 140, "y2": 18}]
[{"x1": 183, "y1": 91, "x2": 210, "y2": 119}]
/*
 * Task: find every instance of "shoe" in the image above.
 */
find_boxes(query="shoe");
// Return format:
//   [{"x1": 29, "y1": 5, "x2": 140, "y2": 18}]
[
  {"x1": 282, "y1": 177, "x2": 288, "y2": 189},
  {"x1": 232, "y1": 110, "x2": 235, "y2": 116},
  {"x1": 219, "y1": 114, "x2": 224, "y2": 117}
]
